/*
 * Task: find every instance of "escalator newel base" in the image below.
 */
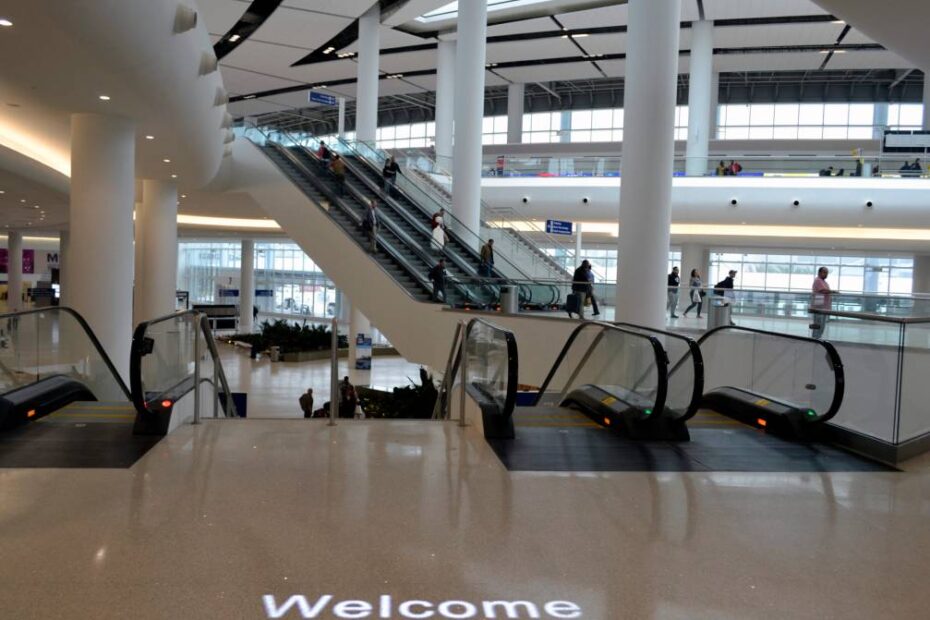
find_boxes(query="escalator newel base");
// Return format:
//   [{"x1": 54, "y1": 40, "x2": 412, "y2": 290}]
[
  {"x1": 701, "y1": 387, "x2": 821, "y2": 442},
  {"x1": 563, "y1": 385, "x2": 690, "y2": 442}
]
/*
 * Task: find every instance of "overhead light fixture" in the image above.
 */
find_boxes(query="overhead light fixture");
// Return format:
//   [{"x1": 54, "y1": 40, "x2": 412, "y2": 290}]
[
  {"x1": 229, "y1": 34, "x2": 241, "y2": 43},
  {"x1": 819, "y1": 49, "x2": 831, "y2": 54},
  {"x1": 33, "y1": 205, "x2": 39, "y2": 209},
  {"x1": 19, "y1": 199, "x2": 25, "y2": 203},
  {"x1": 834, "y1": 50, "x2": 847, "y2": 54},
  {"x1": 323, "y1": 47, "x2": 335, "y2": 54},
  {"x1": 0, "y1": 19, "x2": 12, "y2": 27},
  {"x1": 832, "y1": 19, "x2": 845, "y2": 24},
  {"x1": 98, "y1": 95, "x2": 111, "y2": 101},
  {"x1": 145, "y1": 135, "x2": 154, "y2": 140},
  {"x1": 572, "y1": 33, "x2": 589, "y2": 38},
  {"x1": 243, "y1": 94, "x2": 256, "y2": 100},
  {"x1": 181, "y1": 194, "x2": 187, "y2": 198},
  {"x1": 171, "y1": 174, "x2": 178, "y2": 178},
  {"x1": 163, "y1": 158, "x2": 171, "y2": 163},
  {"x1": 0, "y1": 190, "x2": 4, "y2": 194}
]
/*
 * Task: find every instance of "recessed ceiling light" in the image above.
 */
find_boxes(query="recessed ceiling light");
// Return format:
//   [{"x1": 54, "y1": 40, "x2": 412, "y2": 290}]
[
  {"x1": 145, "y1": 135, "x2": 154, "y2": 140},
  {"x1": 0, "y1": 190, "x2": 4, "y2": 194},
  {"x1": 19, "y1": 199, "x2": 25, "y2": 203},
  {"x1": 163, "y1": 158, "x2": 171, "y2": 163},
  {"x1": 833, "y1": 50, "x2": 846, "y2": 54},
  {"x1": 98, "y1": 95, "x2": 111, "y2": 101},
  {"x1": 181, "y1": 194, "x2": 187, "y2": 198},
  {"x1": 171, "y1": 174, "x2": 178, "y2": 178},
  {"x1": 229, "y1": 34, "x2": 241, "y2": 42},
  {"x1": 33, "y1": 205, "x2": 39, "y2": 209},
  {"x1": 0, "y1": 19, "x2": 12, "y2": 27},
  {"x1": 832, "y1": 19, "x2": 845, "y2": 25}
]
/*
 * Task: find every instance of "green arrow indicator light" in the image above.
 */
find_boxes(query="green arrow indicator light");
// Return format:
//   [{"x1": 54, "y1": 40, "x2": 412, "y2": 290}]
[
  {"x1": 806, "y1": 409, "x2": 816, "y2": 417},
  {"x1": 644, "y1": 408, "x2": 653, "y2": 416}
]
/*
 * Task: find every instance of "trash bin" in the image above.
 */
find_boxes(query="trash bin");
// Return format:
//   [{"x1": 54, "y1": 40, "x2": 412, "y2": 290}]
[
  {"x1": 707, "y1": 297, "x2": 731, "y2": 329},
  {"x1": 269, "y1": 345, "x2": 282, "y2": 362},
  {"x1": 499, "y1": 285, "x2": 519, "y2": 314}
]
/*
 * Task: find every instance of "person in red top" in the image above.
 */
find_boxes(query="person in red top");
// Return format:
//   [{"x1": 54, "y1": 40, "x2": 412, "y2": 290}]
[{"x1": 810, "y1": 266, "x2": 833, "y2": 339}]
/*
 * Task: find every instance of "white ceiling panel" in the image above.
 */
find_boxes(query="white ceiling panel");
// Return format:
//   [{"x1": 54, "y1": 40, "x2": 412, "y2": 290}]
[
  {"x1": 557, "y1": 4, "x2": 627, "y2": 30},
  {"x1": 220, "y1": 66, "x2": 300, "y2": 95},
  {"x1": 496, "y1": 61, "x2": 602, "y2": 83},
  {"x1": 843, "y1": 28, "x2": 881, "y2": 45},
  {"x1": 486, "y1": 17, "x2": 557, "y2": 36},
  {"x1": 197, "y1": 0, "x2": 249, "y2": 36},
  {"x1": 487, "y1": 37, "x2": 579, "y2": 64},
  {"x1": 252, "y1": 7, "x2": 351, "y2": 49},
  {"x1": 345, "y1": 27, "x2": 433, "y2": 53},
  {"x1": 703, "y1": 0, "x2": 827, "y2": 21},
  {"x1": 713, "y1": 52, "x2": 824, "y2": 72},
  {"x1": 707, "y1": 23, "x2": 844, "y2": 49},
  {"x1": 380, "y1": 50, "x2": 440, "y2": 74},
  {"x1": 596, "y1": 59, "x2": 626, "y2": 78},
  {"x1": 824, "y1": 50, "x2": 913, "y2": 71},
  {"x1": 279, "y1": 0, "x2": 378, "y2": 19},
  {"x1": 580, "y1": 33, "x2": 625, "y2": 57}
]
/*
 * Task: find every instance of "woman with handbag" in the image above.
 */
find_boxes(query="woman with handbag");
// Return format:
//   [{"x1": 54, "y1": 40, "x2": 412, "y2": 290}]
[{"x1": 682, "y1": 269, "x2": 705, "y2": 318}]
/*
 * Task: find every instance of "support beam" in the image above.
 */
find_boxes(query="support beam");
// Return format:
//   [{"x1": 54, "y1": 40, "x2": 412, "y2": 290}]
[
  {"x1": 58, "y1": 230, "x2": 70, "y2": 307},
  {"x1": 69, "y1": 113, "x2": 135, "y2": 379},
  {"x1": 685, "y1": 20, "x2": 714, "y2": 176},
  {"x1": 451, "y1": 0, "x2": 489, "y2": 237},
  {"x1": 923, "y1": 73, "x2": 930, "y2": 131},
  {"x1": 434, "y1": 39, "x2": 456, "y2": 169},
  {"x1": 356, "y1": 4, "x2": 381, "y2": 143},
  {"x1": 239, "y1": 239, "x2": 255, "y2": 332},
  {"x1": 507, "y1": 83, "x2": 525, "y2": 144},
  {"x1": 615, "y1": 0, "x2": 681, "y2": 328}
]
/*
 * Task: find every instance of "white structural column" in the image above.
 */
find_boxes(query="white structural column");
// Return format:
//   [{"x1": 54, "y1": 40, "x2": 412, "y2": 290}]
[
  {"x1": 349, "y1": 305, "x2": 372, "y2": 387},
  {"x1": 356, "y1": 4, "x2": 381, "y2": 144},
  {"x1": 507, "y1": 83, "x2": 525, "y2": 144},
  {"x1": 685, "y1": 20, "x2": 714, "y2": 176},
  {"x1": 708, "y1": 71, "x2": 719, "y2": 138},
  {"x1": 922, "y1": 74, "x2": 930, "y2": 131},
  {"x1": 58, "y1": 230, "x2": 70, "y2": 306},
  {"x1": 615, "y1": 0, "x2": 682, "y2": 328},
  {"x1": 7, "y1": 231, "x2": 22, "y2": 313},
  {"x1": 69, "y1": 113, "x2": 135, "y2": 379},
  {"x1": 132, "y1": 201, "x2": 145, "y2": 325},
  {"x1": 914, "y1": 255, "x2": 930, "y2": 293},
  {"x1": 337, "y1": 97, "x2": 346, "y2": 139},
  {"x1": 679, "y1": 243, "x2": 709, "y2": 284},
  {"x1": 138, "y1": 180, "x2": 178, "y2": 321},
  {"x1": 451, "y1": 0, "x2": 489, "y2": 236},
  {"x1": 239, "y1": 239, "x2": 255, "y2": 332},
  {"x1": 434, "y1": 39, "x2": 457, "y2": 169}
]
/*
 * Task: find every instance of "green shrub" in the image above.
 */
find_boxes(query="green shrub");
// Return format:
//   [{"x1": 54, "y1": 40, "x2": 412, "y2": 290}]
[{"x1": 229, "y1": 319, "x2": 348, "y2": 354}]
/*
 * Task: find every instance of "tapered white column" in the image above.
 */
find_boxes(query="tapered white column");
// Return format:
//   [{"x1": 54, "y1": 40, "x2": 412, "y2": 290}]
[
  {"x1": 923, "y1": 73, "x2": 930, "y2": 131},
  {"x1": 138, "y1": 180, "x2": 178, "y2": 321},
  {"x1": 58, "y1": 230, "x2": 69, "y2": 306},
  {"x1": 349, "y1": 305, "x2": 371, "y2": 387},
  {"x1": 615, "y1": 0, "x2": 681, "y2": 328},
  {"x1": 337, "y1": 97, "x2": 346, "y2": 139},
  {"x1": 574, "y1": 222, "x2": 583, "y2": 262},
  {"x1": 356, "y1": 4, "x2": 381, "y2": 144},
  {"x1": 69, "y1": 113, "x2": 135, "y2": 379},
  {"x1": 709, "y1": 71, "x2": 719, "y2": 139},
  {"x1": 914, "y1": 255, "x2": 930, "y2": 293},
  {"x1": 434, "y1": 39, "x2": 456, "y2": 170},
  {"x1": 7, "y1": 231, "x2": 22, "y2": 313},
  {"x1": 685, "y1": 20, "x2": 713, "y2": 176},
  {"x1": 507, "y1": 83, "x2": 524, "y2": 144},
  {"x1": 239, "y1": 239, "x2": 255, "y2": 332},
  {"x1": 451, "y1": 0, "x2": 488, "y2": 237}
]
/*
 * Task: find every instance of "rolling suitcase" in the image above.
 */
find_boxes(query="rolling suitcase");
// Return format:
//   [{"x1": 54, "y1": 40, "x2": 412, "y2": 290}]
[{"x1": 566, "y1": 292, "x2": 583, "y2": 318}]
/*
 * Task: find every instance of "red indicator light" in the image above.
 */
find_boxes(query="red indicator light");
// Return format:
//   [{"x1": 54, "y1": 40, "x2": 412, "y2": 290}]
[
  {"x1": 603, "y1": 417, "x2": 611, "y2": 426},
  {"x1": 26, "y1": 409, "x2": 36, "y2": 418},
  {"x1": 757, "y1": 418, "x2": 767, "y2": 428},
  {"x1": 161, "y1": 400, "x2": 173, "y2": 408}
]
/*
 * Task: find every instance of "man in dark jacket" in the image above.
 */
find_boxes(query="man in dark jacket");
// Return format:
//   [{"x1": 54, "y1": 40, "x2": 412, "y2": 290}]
[
  {"x1": 429, "y1": 259, "x2": 447, "y2": 303},
  {"x1": 714, "y1": 270, "x2": 737, "y2": 296},
  {"x1": 362, "y1": 199, "x2": 379, "y2": 252},
  {"x1": 571, "y1": 260, "x2": 599, "y2": 318},
  {"x1": 382, "y1": 156, "x2": 399, "y2": 194},
  {"x1": 667, "y1": 266, "x2": 680, "y2": 318},
  {"x1": 479, "y1": 239, "x2": 495, "y2": 277},
  {"x1": 299, "y1": 388, "x2": 314, "y2": 418}
]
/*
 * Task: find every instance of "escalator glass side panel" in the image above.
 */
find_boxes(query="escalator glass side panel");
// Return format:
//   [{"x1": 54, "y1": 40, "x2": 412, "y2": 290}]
[
  {"x1": 534, "y1": 322, "x2": 668, "y2": 433},
  {"x1": 698, "y1": 326, "x2": 844, "y2": 436},
  {"x1": 462, "y1": 319, "x2": 518, "y2": 439}
]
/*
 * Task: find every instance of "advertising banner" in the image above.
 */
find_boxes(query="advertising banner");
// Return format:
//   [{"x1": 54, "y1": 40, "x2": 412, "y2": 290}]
[{"x1": 355, "y1": 333, "x2": 372, "y2": 370}]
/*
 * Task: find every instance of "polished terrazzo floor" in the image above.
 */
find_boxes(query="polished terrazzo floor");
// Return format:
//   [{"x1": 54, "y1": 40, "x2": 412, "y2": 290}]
[{"x1": 1, "y1": 418, "x2": 929, "y2": 619}]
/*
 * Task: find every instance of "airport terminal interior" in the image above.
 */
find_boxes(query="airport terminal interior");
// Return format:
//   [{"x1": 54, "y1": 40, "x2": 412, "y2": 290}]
[{"x1": 3, "y1": 0, "x2": 930, "y2": 617}]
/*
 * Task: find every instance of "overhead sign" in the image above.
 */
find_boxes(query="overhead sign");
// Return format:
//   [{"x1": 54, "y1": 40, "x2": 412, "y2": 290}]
[
  {"x1": 545, "y1": 219, "x2": 573, "y2": 235},
  {"x1": 883, "y1": 130, "x2": 930, "y2": 153},
  {"x1": 309, "y1": 90, "x2": 337, "y2": 106}
]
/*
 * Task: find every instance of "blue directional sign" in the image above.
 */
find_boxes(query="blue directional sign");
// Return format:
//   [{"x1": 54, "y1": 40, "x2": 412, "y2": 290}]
[
  {"x1": 309, "y1": 90, "x2": 338, "y2": 106},
  {"x1": 545, "y1": 219, "x2": 573, "y2": 235}
]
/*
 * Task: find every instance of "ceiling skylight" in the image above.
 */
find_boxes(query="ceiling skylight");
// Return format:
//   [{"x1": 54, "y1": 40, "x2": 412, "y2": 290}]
[{"x1": 418, "y1": 0, "x2": 554, "y2": 23}]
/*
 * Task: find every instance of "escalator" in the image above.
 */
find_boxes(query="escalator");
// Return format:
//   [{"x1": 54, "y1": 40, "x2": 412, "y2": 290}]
[{"x1": 0, "y1": 308, "x2": 237, "y2": 468}]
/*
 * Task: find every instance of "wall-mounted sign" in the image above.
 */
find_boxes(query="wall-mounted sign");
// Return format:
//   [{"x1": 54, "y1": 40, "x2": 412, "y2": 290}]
[
  {"x1": 545, "y1": 220, "x2": 573, "y2": 235},
  {"x1": 309, "y1": 90, "x2": 337, "y2": 106}
]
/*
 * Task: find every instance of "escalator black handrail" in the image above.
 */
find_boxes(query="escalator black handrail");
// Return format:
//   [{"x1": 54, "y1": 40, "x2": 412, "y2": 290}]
[
  {"x1": 532, "y1": 321, "x2": 669, "y2": 418},
  {"x1": 263, "y1": 142, "x2": 437, "y2": 300},
  {"x1": 697, "y1": 325, "x2": 845, "y2": 423},
  {"x1": 278, "y1": 142, "x2": 485, "y2": 306},
  {"x1": 0, "y1": 307, "x2": 131, "y2": 400},
  {"x1": 458, "y1": 318, "x2": 519, "y2": 420},
  {"x1": 130, "y1": 310, "x2": 237, "y2": 419},
  {"x1": 612, "y1": 321, "x2": 704, "y2": 421}
]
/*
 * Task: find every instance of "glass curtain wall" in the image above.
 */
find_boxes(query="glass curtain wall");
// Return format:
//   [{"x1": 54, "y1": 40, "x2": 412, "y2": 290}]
[{"x1": 543, "y1": 248, "x2": 681, "y2": 282}]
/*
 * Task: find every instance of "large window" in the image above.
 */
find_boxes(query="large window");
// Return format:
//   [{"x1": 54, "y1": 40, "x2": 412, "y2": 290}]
[
  {"x1": 707, "y1": 251, "x2": 913, "y2": 295},
  {"x1": 888, "y1": 103, "x2": 923, "y2": 130},
  {"x1": 718, "y1": 103, "x2": 876, "y2": 140},
  {"x1": 543, "y1": 247, "x2": 681, "y2": 282}
]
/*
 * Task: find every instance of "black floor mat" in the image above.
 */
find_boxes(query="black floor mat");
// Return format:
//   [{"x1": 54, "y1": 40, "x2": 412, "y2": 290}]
[
  {"x1": 489, "y1": 407, "x2": 894, "y2": 473},
  {"x1": 0, "y1": 408, "x2": 160, "y2": 468}
]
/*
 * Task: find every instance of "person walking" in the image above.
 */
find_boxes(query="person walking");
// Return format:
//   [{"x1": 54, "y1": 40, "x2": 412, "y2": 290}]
[
  {"x1": 382, "y1": 156, "x2": 399, "y2": 195},
  {"x1": 299, "y1": 388, "x2": 314, "y2": 419},
  {"x1": 571, "y1": 260, "x2": 599, "y2": 318},
  {"x1": 429, "y1": 259, "x2": 447, "y2": 303},
  {"x1": 584, "y1": 262, "x2": 600, "y2": 316},
  {"x1": 810, "y1": 266, "x2": 834, "y2": 339},
  {"x1": 330, "y1": 154, "x2": 346, "y2": 196},
  {"x1": 682, "y1": 269, "x2": 704, "y2": 318},
  {"x1": 430, "y1": 208, "x2": 447, "y2": 252},
  {"x1": 362, "y1": 199, "x2": 379, "y2": 253},
  {"x1": 338, "y1": 377, "x2": 357, "y2": 419},
  {"x1": 479, "y1": 239, "x2": 495, "y2": 277},
  {"x1": 667, "y1": 266, "x2": 680, "y2": 319}
]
